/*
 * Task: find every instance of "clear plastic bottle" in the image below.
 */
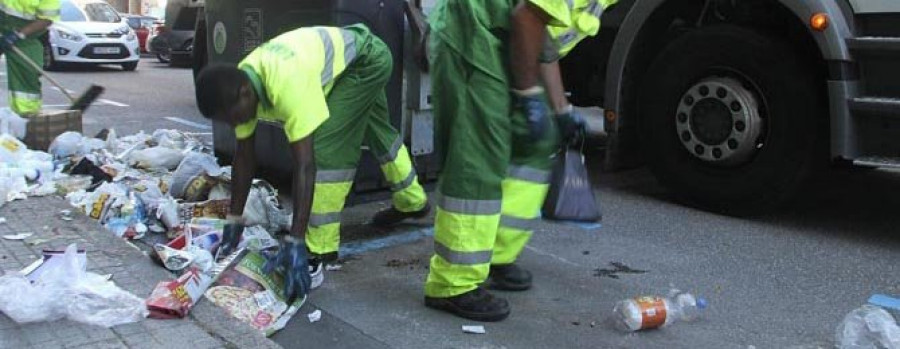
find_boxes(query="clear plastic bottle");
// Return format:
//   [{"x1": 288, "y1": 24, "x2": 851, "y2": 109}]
[{"x1": 613, "y1": 291, "x2": 708, "y2": 331}]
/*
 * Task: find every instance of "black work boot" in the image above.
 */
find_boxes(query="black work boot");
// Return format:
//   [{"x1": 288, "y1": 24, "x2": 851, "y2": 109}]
[
  {"x1": 370, "y1": 202, "x2": 431, "y2": 227},
  {"x1": 487, "y1": 264, "x2": 532, "y2": 291},
  {"x1": 424, "y1": 287, "x2": 511, "y2": 322}
]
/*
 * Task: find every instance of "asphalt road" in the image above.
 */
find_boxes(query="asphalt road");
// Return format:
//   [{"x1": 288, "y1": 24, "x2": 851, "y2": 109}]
[{"x1": 3, "y1": 57, "x2": 899, "y2": 348}]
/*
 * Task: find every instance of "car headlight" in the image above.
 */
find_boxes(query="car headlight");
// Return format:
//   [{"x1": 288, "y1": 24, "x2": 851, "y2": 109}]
[{"x1": 56, "y1": 29, "x2": 82, "y2": 42}]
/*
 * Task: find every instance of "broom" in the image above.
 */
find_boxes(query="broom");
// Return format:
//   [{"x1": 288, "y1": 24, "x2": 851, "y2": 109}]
[{"x1": 8, "y1": 45, "x2": 105, "y2": 112}]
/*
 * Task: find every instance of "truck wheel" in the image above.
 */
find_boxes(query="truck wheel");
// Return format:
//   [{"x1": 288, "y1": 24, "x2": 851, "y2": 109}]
[
  {"x1": 638, "y1": 25, "x2": 823, "y2": 215},
  {"x1": 192, "y1": 23, "x2": 207, "y2": 81},
  {"x1": 157, "y1": 52, "x2": 170, "y2": 63}
]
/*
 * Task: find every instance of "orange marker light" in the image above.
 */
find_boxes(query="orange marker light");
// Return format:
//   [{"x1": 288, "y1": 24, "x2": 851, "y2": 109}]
[
  {"x1": 604, "y1": 110, "x2": 617, "y2": 122},
  {"x1": 810, "y1": 13, "x2": 829, "y2": 31}
]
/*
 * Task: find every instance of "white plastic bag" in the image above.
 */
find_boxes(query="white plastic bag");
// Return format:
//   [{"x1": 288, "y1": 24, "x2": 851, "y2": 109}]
[
  {"x1": 837, "y1": 305, "x2": 900, "y2": 349},
  {"x1": 48, "y1": 132, "x2": 105, "y2": 159},
  {"x1": 128, "y1": 146, "x2": 185, "y2": 170},
  {"x1": 0, "y1": 108, "x2": 27, "y2": 139},
  {"x1": 170, "y1": 152, "x2": 226, "y2": 201},
  {"x1": 243, "y1": 180, "x2": 290, "y2": 233},
  {"x1": 0, "y1": 244, "x2": 148, "y2": 327}
]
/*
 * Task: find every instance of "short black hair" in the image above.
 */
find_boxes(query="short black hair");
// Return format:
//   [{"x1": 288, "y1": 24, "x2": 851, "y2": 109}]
[{"x1": 195, "y1": 63, "x2": 248, "y2": 119}]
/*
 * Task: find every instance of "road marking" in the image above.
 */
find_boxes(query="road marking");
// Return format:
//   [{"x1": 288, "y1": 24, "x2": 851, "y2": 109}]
[
  {"x1": 51, "y1": 87, "x2": 128, "y2": 107},
  {"x1": 164, "y1": 116, "x2": 212, "y2": 130},
  {"x1": 525, "y1": 245, "x2": 583, "y2": 267},
  {"x1": 341, "y1": 227, "x2": 434, "y2": 257}
]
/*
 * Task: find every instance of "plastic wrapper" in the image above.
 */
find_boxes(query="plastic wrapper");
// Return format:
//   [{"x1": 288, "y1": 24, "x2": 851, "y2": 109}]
[
  {"x1": 837, "y1": 305, "x2": 900, "y2": 349},
  {"x1": 69, "y1": 182, "x2": 128, "y2": 223},
  {"x1": 0, "y1": 107, "x2": 27, "y2": 139},
  {"x1": 243, "y1": 180, "x2": 290, "y2": 233},
  {"x1": 56, "y1": 175, "x2": 93, "y2": 195},
  {"x1": 239, "y1": 226, "x2": 280, "y2": 252},
  {"x1": 179, "y1": 200, "x2": 231, "y2": 222},
  {"x1": 0, "y1": 244, "x2": 147, "y2": 327},
  {"x1": 0, "y1": 133, "x2": 28, "y2": 162},
  {"x1": 48, "y1": 132, "x2": 105, "y2": 159},
  {"x1": 170, "y1": 153, "x2": 228, "y2": 202},
  {"x1": 206, "y1": 251, "x2": 305, "y2": 336},
  {"x1": 128, "y1": 147, "x2": 185, "y2": 170}
]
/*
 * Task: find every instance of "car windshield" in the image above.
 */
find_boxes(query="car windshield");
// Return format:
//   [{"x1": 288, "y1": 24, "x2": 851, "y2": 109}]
[{"x1": 60, "y1": 0, "x2": 121, "y2": 22}]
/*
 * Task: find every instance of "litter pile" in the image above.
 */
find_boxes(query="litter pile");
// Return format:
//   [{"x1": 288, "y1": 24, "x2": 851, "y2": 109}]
[{"x1": 0, "y1": 127, "x2": 301, "y2": 335}]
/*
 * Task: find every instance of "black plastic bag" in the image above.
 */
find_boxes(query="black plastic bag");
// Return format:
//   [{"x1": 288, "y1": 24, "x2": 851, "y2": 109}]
[{"x1": 542, "y1": 148, "x2": 601, "y2": 222}]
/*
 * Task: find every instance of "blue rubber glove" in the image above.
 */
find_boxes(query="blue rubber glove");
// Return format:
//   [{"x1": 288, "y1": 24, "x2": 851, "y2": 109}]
[
  {"x1": 262, "y1": 235, "x2": 312, "y2": 304},
  {"x1": 557, "y1": 106, "x2": 586, "y2": 144},
  {"x1": 217, "y1": 216, "x2": 244, "y2": 260},
  {"x1": 513, "y1": 87, "x2": 551, "y2": 141},
  {"x1": 0, "y1": 31, "x2": 24, "y2": 52}
]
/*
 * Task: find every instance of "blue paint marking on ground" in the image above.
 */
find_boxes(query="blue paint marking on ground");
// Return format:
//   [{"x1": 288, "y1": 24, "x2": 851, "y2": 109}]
[
  {"x1": 868, "y1": 294, "x2": 900, "y2": 311},
  {"x1": 560, "y1": 221, "x2": 602, "y2": 230},
  {"x1": 341, "y1": 227, "x2": 435, "y2": 257}
]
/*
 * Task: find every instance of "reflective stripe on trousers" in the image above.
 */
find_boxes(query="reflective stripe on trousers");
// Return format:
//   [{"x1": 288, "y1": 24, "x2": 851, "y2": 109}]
[
  {"x1": 492, "y1": 165, "x2": 551, "y2": 264},
  {"x1": 305, "y1": 172, "x2": 354, "y2": 256}
]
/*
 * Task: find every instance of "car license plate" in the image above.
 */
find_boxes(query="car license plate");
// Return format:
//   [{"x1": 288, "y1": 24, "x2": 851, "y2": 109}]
[{"x1": 93, "y1": 47, "x2": 120, "y2": 55}]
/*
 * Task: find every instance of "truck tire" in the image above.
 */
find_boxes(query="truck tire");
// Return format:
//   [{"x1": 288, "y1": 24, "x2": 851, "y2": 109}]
[
  {"x1": 192, "y1": 23, "x2": 207, "y2": 81},
  {"x1": 638, "y1": 25, "x2": 823, "y2": 215}
]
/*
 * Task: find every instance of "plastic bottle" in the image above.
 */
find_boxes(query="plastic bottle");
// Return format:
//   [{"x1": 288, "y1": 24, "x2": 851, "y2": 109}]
[{"x1": 613, "y1": 291, "x2": 708, "y2": 331}]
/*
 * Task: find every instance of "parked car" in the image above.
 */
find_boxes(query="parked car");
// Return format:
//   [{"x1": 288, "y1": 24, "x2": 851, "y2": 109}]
[
  {"x1": 147, "y1": 21, "x2": 170, "y2": 63},
  {"x1": 44, "y1": 0, "x2": 140, "y2": 71},
  {"x1": 123, "y1": 15, "x2": 157, "y2": 53},
  {"x1": 148, "y1": 4, "x2": 196, "y2": 67}
]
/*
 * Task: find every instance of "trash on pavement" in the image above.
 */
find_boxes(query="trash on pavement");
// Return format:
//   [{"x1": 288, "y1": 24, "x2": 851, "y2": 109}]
[
  {"x1": 307, "y1": 309, "x2": 322, "y2": 323},
  {"x1": 153, "y1": 244, "x2": 196, "y2": 271},
  {"x1": 128, "y1": 146, "x2": 185, "y2": 170},
  {"x1": 238, "y1": 225, "x2": 279, "y2": 252},
  {"x1": 48, "y1": 131, "x2": 105, "y2": 159},
  {"x1": 0, "y1": 218, "x2": 6, "y2": 224},
  {"x1": 205, "y1": 251, "x2": 305, "y2": 336},
  {"x1": 0, "y1": 107, "x2": 27, "y2": 139},
  {"x1": 146, "y1": 248, "x2": 245, "y2": 319},
  {"x1": 542, "y1": 147, "x2": 601, "y2": 222},
  {"x1": 462, "y1": 325, "x2": 486, "y2": 334},
  {"x1": 55, "y1": 175, "x2": 93, "y2": 195},
  {"x1": 325, "y1": 264, "x2": 343, "y2": 271},
  {"x1": 243, "y1": 180, "x2": 290, "y2": 233},
  {"x1": 170, "y1": 152, "x2": 228, "y2": 202},
  {"x1": 836, "y1": 305, "x2": 900, "y2": 349},
  {"x1": 2, "y1": 233, "x2": 33, "y2": 240},
  {"x1": 612, "y1": 290, "x2": 707, "y2": 332},
  {"x1": 0, "y1": 244, "x2": 147, "y2": 327}
]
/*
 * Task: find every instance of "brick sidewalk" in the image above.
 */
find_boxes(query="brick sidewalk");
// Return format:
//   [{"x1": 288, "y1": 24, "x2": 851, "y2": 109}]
[{"x1": 0, "y1": 196, "x2": 281, "y2": 349}]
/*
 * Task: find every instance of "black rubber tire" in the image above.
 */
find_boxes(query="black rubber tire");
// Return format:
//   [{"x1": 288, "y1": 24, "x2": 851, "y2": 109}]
[
  {"x1": 638, "y1": 25, "x2": 823, "y2": 216},
  {"x1": 156, "y1": 52, "x2": 170, "y2": 63},
  {"x1": 192, "y1": 23, "x2": 207, "y2": 81},
  {"x1": 121, "y1": 61, "x2": 138, "y2": 71}
]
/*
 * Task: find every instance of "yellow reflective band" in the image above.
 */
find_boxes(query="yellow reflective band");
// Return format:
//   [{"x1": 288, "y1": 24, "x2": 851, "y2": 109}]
[
  {"x1": 311, "y1": 181, "x2": 352, "y2": 214},
  {"x1": 0, "y1": 3, "x2": 34, "y2": 20},
  {"x1": 507, "y1": 165, "x2": 551, "y2": 184},
  {"x1": 11, "y1": 90, "x2": 40, "y2": 100},
  {"x1": 390, "y1": 171, "x2": 417, "y2": 192},
  {"x1": 315, "y1": 169, "x2": 356, "y2": 183},
  {"x1": 376, "y1": 137, "x2": 403, "y2": 164}
]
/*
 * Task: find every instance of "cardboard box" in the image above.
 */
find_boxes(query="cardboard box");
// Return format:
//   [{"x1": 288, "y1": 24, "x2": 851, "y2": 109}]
[{"x1": 24, "y1": 109, "x2": 82, "y2": 151}]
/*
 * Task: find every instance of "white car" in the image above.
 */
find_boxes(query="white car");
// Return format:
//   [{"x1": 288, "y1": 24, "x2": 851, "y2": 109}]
[{"x1": 44, "y1": 0, "x2": 140, "y2": 71}]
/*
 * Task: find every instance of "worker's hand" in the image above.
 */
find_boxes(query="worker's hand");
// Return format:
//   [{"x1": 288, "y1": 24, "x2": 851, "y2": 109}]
[
  {"x1": 0, "y1": 31, "x2": 24, "y2": 52},
  {"x1": 262, "y1": 235, "x2": 312, "y2": 304},
  {"x1": 513, "y1": 86, "x2": 551, "y2": 141},
  {"x1": 217, "y1": 215, "x2": 245, "y2": 260},
  {"x1": 557, "y1": 105, "x2": 586, "y2": 145}
]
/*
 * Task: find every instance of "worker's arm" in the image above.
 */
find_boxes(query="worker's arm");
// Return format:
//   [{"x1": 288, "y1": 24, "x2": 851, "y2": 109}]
[
  {"x1": 288, "y1": 136, "x2": 315, "y2": 240},
  {"x1": 18, "y1": 20, "x2": 53, "y2": 37},
  {"x1": 230, "y1": 136, "x2": 256, "y2": 218},
  {"x1": 510, "y1": 2, "x2": 552, "y2": 90},
  {"x1": 540, "y1": 61, "x2": 569, "y2": 114}
]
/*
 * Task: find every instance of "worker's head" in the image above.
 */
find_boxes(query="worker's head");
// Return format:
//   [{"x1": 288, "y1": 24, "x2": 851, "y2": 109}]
[{"x1": 195, "y1": 64, "x2": 258, "y2": 126}]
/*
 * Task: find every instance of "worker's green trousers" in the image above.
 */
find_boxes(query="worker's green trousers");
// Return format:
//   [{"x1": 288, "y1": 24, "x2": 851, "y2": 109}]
[
  {"x1": 1, "y1": 13, "x2": 43, "y2": 116},
  {"x1": 306, "y1": 26, "x2": 427, "y2": 261},
  {"x1": 424, "y1": 22, "x2": 560, "y2": 297}
]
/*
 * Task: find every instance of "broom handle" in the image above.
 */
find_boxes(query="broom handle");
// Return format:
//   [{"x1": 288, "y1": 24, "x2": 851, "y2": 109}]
[{"x1": 8, "y1": 45, "x2": 77, "y2": 103}]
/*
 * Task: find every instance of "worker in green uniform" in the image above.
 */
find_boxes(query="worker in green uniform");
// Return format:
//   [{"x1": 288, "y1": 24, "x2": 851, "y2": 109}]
[
  {"x1": 0, "y1": 0, "x2": 59, "y2": 116},
  {"x1": 195, "y1": 24, "x2": 430, "y2": 302},
  {"x1": 424, "y1": 0, "x2": 616, "y2": 321}
]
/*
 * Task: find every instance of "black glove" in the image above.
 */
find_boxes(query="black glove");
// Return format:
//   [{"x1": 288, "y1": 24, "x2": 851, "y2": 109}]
[
  {"x1": 262, "y1": 235, "x2": 312, "y2": 304},
  {"x1": 557, "y1": 106, "x2": 586, "y2": 144},
  {"x1": 0, "y1": 31, "x2": 24, "y2": 52},
  {"x1": 217, "y1": 216, "x2": 245, "y2": 260},
  {"x1": 513, "y1": 87, "x2": 551, "y2": 142}
]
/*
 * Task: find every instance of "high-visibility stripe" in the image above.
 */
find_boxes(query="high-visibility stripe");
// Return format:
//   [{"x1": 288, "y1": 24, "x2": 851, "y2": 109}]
[
  {"x1": 315, "y1": 169, "x2": 356, "y2": 183},
  {"x1": 566, "y1": 0, "x2": 574, "y2": 10},
  {"x1": 341, "y1": 29, "x2": 357, "y2": 67},
  {"x1": 434, "y1": 241, "x2": 492, "y2": 265},
  {"x1": 316, "y1": 28, "x2": 335, "y2": 86},
  {"x1": 376, "y1": 137, "x2": 403, "y2": 164},
  {"x1": 0, "y1": 3, "x2": 34, "y2": 20},
  {"x1": 589, "y1": 0, "x2": 604, "y2": 17},
  {"x1": 11, "y1": 90, "x2": 40, "y2": 100},
  {"x1": 309, "y1": 212, "x2": 341, "y2": 227},
  {"x1": 37, "y1": 8, "x2": 59, "y2": 17},
  {"x1": 435, "y1": 193, "x2": 501, "y2": 215},
  {"x1": 499, "y1": 215, "x2": 537, "y2": 231},
  {"x1": 390, "y1": 171, "x2": 416, "y2": 192},
  {"x1": 507, "y1": 165, "x2": 551, "y2": 184}
]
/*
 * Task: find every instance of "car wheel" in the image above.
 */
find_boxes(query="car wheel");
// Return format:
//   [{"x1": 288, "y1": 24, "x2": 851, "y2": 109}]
[
  {"x1": 43, "y1": 42, "x2": 58, "y2": 71},
  {"x1": 638, "y1": 25, "x2": 824, "y2": 215},
  {"x1": 157, "y1": 52, "x2": 170, "y2": 63},
  {"x1": 122, "y1": 61, "x2": 138, "y2": 71}
]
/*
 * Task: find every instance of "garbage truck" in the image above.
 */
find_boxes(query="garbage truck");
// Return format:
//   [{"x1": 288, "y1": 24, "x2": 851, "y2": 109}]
[{"x1": 183, "y1": 0, "x2": 899, "y2": 215}]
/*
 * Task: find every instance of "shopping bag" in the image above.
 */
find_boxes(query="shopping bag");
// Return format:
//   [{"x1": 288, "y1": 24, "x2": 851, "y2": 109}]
[{"x1": 542, "y1": 148, "x2": 601, "y2": 222}]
